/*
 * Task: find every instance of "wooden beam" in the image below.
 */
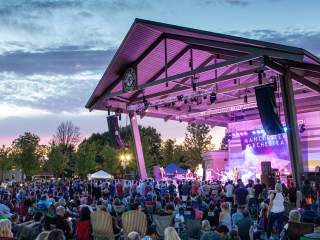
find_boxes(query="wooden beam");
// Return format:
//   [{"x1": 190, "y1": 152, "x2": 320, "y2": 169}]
[
  {"x1": 165, "y1": 33, "x2": 303, "y2": 62},
  {"x1": 134, "y1": 66, "x2": 261, "y2": 102},
  {"x1": 129, "y1": 45, "x2": 190, "y2": 101},
  {"x1": 89, "y1": 35, "x2": 165, "y2": 110}
]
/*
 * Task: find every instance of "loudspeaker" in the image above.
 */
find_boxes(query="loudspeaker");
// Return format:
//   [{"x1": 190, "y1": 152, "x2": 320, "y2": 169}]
[
  {"x1": 261, "y1": 174, "x2": 276, "y2": 188},
  {"x1": 261, "y1": 161, "x2": 272, "y2": 175},
  {"x1": 255, "y1": 84, "x2": 284, "y2": 135},
  {"x1": 107, "y1": 115, "x2": 124, "y2": 149}
]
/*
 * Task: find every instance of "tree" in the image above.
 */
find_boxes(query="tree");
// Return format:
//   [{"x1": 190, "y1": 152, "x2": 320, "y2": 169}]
[
  {"x1": 183, "y1": 123, "x2": 213, "y2": 168},
  {"x1": 162, "y1": 139, "x2": 175, "y2": 165},
  {"x1": 47, "y1": 144, "x2": 67, "y2": 177},
  {"x1": 220, "y1": 132, "x2": 229, "y2": 150},
  {"x1": 53, "y1": 121, "x2": 80, "y2": 148},
  {"x1": 99, "y1": 145, "x2": 121, "y2": 176},
  {"x1": 0, "y1": 145, "x2": 13, "y2": 182},
  {"x1": 74, "y1": 142, "x2": 97, "y2": 178},
  {"x1": 12, "y1": 132, "x2": 42, "y2": 179}
]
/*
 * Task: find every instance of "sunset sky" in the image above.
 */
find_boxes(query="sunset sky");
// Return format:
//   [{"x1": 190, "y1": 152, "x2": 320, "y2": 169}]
[{"x1": 1, "y1": 0, "x2": 320, "y2": 147}]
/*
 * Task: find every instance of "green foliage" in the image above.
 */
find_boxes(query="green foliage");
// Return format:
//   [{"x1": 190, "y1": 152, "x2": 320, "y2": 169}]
[
  {"x1": 74, "y1": 142, "x2": 97, "y2": 178},
  {"x1": 12, "y1": 132, "x2": 42, "y2": 179},
  {"x1": 47, "y1": 144, "x2": 67, "y2": 177},
  {"x1": 99, "y1": 145, "x2": 121, "y2": 175},
  {"x1": 0, "y1": 145, "x2": 13, "y2": 182},
  {"x1": 183, "y1": 123, "x2": 213, "y2": 168}
]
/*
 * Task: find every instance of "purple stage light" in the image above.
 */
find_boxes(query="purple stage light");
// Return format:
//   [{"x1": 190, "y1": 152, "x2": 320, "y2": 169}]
[
  {"x1": 284, "y1": 126, "x2": 288, "y2": 132},
  {"x1": 236, "y1": 132, "x2": 240, "y2": 137},
  {"x1": 239, "y1": 132, "x2": 243, "y2": 136},
  {"x1": 232, "y1": 133, "x2": 237, "y2": 138},
  {"x1": 244, "y1": 132, "x2": 248, "y2": 136},
  {"x1": 252, "y1": 130, "x2": 256, "y2": 135}
]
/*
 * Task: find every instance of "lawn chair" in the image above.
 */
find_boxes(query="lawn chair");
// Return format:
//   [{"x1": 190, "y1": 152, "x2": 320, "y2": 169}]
[
  {"x1": 152, "y1": 214, "x2": 173, "y2": 238},
  {"x1": 91, "y1": 209, "x2": 115, "y2": 240},
  {"x1": 122, "y1": 210, "x2": 147, "y2": 237}
]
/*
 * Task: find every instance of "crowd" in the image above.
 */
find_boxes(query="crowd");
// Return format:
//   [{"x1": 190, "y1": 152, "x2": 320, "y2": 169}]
[{"x1": 0, "y1": 177, "x2": 319, "y2": 240}]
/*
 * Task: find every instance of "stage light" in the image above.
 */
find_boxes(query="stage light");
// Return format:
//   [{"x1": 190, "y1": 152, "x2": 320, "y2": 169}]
[
  {"x1": 232, "y1": 133, "x2": 237, "y2": 138},
  {"x1": 107, "y1": 107, "x2": 111, "y2": 116},
  {"x1": 155, "y1": 105, "x2": 158, "y2": 110},
  {"x1": 283, "y1": 126, "x2": 288, "y2": 132},
  {"x1": 300, "y1": 124, "x2": 306, "y2": 133},
  {"x1": 261, "y1": 129, "x2": 266, "y2": 134},
  {"x1": 119, "y1": 114, "x2": 121, "y2": 121},
  {"x1": 256, "y1": 130, "x2": 261, "y2": 134},
  {"x1": 177, "y1": 95, "x2": 184, "y2": 101},
  {"x1": 244, "y1": 95, "x2": 248, "y2": 104},
  {"x1": 258, "y1": 72, "x2": 263, "y2": 85},
  {"x1": 210, "y1": 92, "x2": 217, "y2": 104},
  {"x1": 184, "y1": 99, "x2": 188, "y2": 104},
  {"x1": 188, "y1": 105, "x2": 192, "y2": 112},
  {"x1": 252, "y1": 130, "x2": 256, "y2": 135},
  {"x1": 239, "y1": 132, "x2": 243, "y2": 136},
  {"x1": 234, "y1": 79, "x2": 237, "y2": 85},
  {"x1": 236, "y1": 133, "x2": 240, "y2": 137},
  {"x1": 244, "y1": 131, "x2": 248, "y2": 136}
]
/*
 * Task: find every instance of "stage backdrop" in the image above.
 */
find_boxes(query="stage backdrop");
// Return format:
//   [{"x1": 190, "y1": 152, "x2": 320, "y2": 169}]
[{"x1": 227, "y1": 111, "x2": 320, "y2": 181}]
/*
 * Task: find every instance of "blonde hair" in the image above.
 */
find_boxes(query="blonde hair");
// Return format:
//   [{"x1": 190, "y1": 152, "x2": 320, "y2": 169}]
[
  {"x1": 164, "y1": 227, "x2": 181, "y2": 240},
  {"x1": 0, "y1": 219, "x2": 13, "y2": 238},
  {"x1": 289, "y1": 210, "x2": 301, "y2": 223},
  {"x1": 201, "y1": 219, "x2": 211, "y2": 231},
  {"x1": 127, "y1": 231, "x2": 140, "y2": 240},
  {"x1": 221, "y1": 202, "x2": 230, "y2": 212}
]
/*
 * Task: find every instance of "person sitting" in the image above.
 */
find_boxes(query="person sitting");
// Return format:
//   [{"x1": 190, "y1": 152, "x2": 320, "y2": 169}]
[
  {"x1": 231, "y1": 206, "x2": 244, "y2": 228},
  {"x1": 51, "y1": 206, "x2": 72, "y2": 238},
  {"x1": 141, "y1": 224, "x2": 157, "y2": 240},
  {"x1": 281, "y1": 209, "x2": 314, "y2": 239},
  {"x1": 164, "y1": 227, "x2": 181, "y2": 240},
  {"x1": 200, "y1": 219, "x2": 212, "y2": 237},
  {"x1": 228, "y1": 229, "x2": 241, "y2": 240},
  {"x1": 127, "y1": 231, "x2": 140, "y2": 240},
  {"x1": 47, "y1": 229, "x2": 65, "y2": 240},
  {"x1": 236, "y1": 209, "x2": 252, "y2": 240},
  {"x1": 0, "y1": 219, "x2": 14, "y2": 240},
  {"x1": 219, "y1": 202, "x2": 231, "y2": 231},
  {"x1": 75, "y1": 206, "x2": 91, "y2": 240},
  {"x1": 200, "y1": 224, "x2": 229, "y2": 240}
]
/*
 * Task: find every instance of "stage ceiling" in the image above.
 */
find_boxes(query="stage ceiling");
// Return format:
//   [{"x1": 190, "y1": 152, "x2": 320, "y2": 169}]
[{"x1": 86, "y1": 19, "x2": 320, "y2": 127}]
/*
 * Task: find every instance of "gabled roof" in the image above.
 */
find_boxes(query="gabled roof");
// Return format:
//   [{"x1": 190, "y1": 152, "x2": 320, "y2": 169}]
[{"x1": 86, "y1": 19, "x2": 320, "y2": 125}]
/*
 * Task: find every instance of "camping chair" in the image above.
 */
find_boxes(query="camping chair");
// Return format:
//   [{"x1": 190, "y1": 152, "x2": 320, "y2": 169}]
[
  {"x1": 91, "y1": 209, "x2": 115, "y2": 240},
  {"x1": 152, "y1": 214, "x2": 173, "y2": 238},
  {"x1": 122, "y1": 210, "x2": 147, "y2": 237},
  {"x1": 285, "y1": 222, "x2": 314, "y2": 239},
  {"x1": 184, "y1": 219, "x2": 201, "y2": 239}
]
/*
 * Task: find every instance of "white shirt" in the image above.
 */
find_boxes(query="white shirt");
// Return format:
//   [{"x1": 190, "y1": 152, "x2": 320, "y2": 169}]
[
  {"x1": 225, "y1": 184, "x2": 234, "y2": 198},
  {"x1": 270, "y1": 192, "x2": 285, "y2": 213}
]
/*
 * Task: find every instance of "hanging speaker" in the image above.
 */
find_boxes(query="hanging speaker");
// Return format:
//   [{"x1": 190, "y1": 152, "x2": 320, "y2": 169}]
[
  {"x1": 255, "y1": 84, "x2": 284, "y2": 135},
  {"x1": 107, "y1": 115, "x2": 124, "y2": 149}
]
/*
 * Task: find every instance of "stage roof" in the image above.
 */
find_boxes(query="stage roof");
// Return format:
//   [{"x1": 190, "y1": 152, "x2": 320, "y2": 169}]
[{"x1": 86, "y1": 19, "x2": 320, "y2": 127}]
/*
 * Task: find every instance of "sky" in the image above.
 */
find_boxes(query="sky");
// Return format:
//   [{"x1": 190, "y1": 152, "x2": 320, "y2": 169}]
[{"x1": 1, "y1": 0, "x2": 320, "y2": 147}]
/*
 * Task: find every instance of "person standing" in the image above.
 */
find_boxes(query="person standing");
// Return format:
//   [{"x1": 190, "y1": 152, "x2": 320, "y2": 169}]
[{"x1": 267, "y1": 183, "x2": 285, "y2": 239}]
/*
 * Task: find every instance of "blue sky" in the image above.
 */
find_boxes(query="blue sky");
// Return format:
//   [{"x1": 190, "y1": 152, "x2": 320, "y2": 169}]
[{"x1": 0, "y1": 0, "x2": 320, "y2": 146}]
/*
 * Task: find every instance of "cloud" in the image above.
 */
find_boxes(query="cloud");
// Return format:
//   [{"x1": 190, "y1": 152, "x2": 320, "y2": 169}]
[
  {"x1": 0, "y1": 47, "x2": 115, "y2": 75},
  {"x1": 0, "y1": 71, "x2": 101, "y2": 114},
  {"x1": 227, "y1": 29, "x2": 320, "y2": 56}
]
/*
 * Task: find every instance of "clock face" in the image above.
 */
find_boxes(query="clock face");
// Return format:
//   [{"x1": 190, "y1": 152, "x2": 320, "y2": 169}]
[{"x1": 123, "y1": 67, "x2": 137, "y2": 92}]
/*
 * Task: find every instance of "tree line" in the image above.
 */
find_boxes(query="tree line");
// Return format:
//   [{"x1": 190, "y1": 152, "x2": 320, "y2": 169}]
[{"x1": 0, "y1": 121, "x2": 217, "y2": 181}]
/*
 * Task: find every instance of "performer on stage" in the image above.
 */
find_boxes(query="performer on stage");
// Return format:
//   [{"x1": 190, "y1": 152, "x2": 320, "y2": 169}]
[
  {"x1": 233, "y1": 167, "x2": 240, "y2": 182},
  {"x1": 160, "y1": 167, "x2": 165, "y2": 179}
]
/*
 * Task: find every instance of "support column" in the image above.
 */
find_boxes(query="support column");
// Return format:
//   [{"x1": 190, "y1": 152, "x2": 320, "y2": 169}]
[
  {"x1": 130, "y1": 113, "x2": 148, "y2": 180},
  {"x1": 280, "y1": 67, "x2": 303, "y2": 190}
]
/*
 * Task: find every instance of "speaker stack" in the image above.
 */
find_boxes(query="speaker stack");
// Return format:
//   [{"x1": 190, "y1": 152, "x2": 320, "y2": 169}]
[{"x1": 260, "y1": 161, "x2": 275, "y2": 188}]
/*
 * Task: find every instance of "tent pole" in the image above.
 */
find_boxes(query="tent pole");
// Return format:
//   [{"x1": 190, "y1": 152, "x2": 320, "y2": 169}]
[{"x1": 130, "y1": 113, "x2": 148, "y2": 180}]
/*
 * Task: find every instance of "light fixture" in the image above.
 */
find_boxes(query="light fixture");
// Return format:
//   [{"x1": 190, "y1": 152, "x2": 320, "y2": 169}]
[
  {"x1": 107, "y1": 107, "x2": 111, "y2": 116},
  {"x1": 258, "y1": 72, "x2": 263, "y2": 85},
  {"x1": 300, "y1": 124, "x2": 306, "y2": 133},
  {"x1": 244, "y1": 95, "x2": 248, "y2": 104},
  {"x1": 155, "y1": 105, "x2": 158, "y2": 110},
  {"x1": 188, "y1": 105, "x2": 192, "y2": 112},
  {"x1": 210, "y1": 92, "x2": 217, "y2": 104},
  {"x1": 184, "y1": 99, "x2": 188, "y2": 104},
  {"x1": 177, "y1": 95, "x2": 184, "y2": 101}
]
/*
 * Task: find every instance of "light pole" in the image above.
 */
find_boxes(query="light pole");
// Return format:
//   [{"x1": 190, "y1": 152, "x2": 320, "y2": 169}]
[{"x1": 120, "y1": 153, "x2": 131, "y2": 177}]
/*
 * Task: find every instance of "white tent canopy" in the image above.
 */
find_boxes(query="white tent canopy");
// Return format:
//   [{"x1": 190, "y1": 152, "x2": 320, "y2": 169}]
[{"x1": 88, "y1": 170, "x2": 113, "y2": 180}]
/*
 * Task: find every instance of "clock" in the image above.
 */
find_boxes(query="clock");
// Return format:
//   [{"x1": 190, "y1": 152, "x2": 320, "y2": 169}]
[{"x1": 122, "y1": 67, "x2": 137, "y2": 92}]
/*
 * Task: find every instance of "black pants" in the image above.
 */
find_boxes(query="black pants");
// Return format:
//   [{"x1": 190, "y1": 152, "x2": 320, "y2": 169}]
[{"x1": 267, "y1": 211, "x2": 284, "y2": 238}]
